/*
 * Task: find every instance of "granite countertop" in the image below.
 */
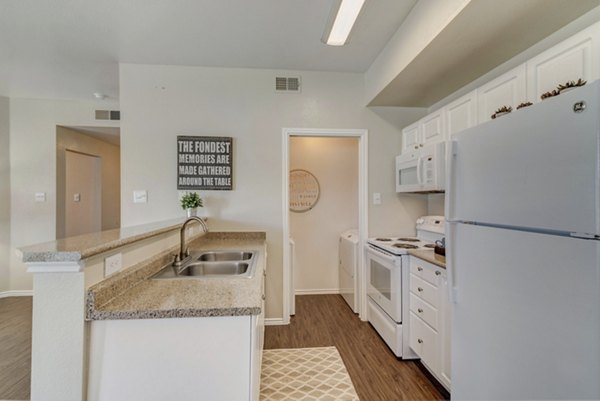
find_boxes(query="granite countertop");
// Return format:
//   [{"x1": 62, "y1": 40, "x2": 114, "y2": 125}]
[
  {"x1": 86, "y1": 232, "x2": 267, "y2": 320},
  {"x1": 409, "y1": 249, "x2": 446, "y2": 268},
  {"x1": 19, "y1": 218, "x2": 200, "y2": 263}
]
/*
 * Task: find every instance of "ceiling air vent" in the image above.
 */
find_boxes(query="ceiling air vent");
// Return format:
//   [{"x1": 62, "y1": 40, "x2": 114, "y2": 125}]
[
  {"x1": 95, "y1": 110, "x2": 121, "y2": 121},
  {"x1": 275, "y1": 76, "x2": 301, "y2": 93}
]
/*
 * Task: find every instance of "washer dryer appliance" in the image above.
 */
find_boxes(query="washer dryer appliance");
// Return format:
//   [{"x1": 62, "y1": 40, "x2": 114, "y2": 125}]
[{"x1": 339, "y1": 229, "x2": 358, "y2": 313}]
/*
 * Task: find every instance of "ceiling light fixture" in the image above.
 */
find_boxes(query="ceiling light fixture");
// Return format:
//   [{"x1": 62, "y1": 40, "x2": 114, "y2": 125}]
[
  {"x1": 93, "y1": 92, "x2": 107, "y2": 100},
  {"x1": 322, "y1": 0, "x2": 366, "y2": 46}
]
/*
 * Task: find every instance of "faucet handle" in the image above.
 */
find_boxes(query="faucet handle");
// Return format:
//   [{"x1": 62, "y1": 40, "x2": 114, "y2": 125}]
[{"x1": 185, "y1": 247, "x2": 190, "y2": 257}]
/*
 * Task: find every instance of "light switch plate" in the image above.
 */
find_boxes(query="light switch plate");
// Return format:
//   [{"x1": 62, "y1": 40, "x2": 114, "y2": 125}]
[
  {"x1": 35, "y1": 192, "x2": 46, "y2": 202},
  {"x1": 104, "y1": 253, "x2": 122, "y2": 277},
  {"x1": 133, "y1": 190, "x2": 147, "y2": 203},
  {"x1": 73, "y1": 193, "x2": 81, "y2": 202},
  {"x1": 373, "y1": 192, "x2": 382, "y2": 205}
]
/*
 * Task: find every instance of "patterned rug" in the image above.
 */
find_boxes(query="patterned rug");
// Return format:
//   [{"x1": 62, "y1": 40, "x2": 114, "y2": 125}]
[{"x1": 260, "y1": 346, "x2": 359, "y2": 401}]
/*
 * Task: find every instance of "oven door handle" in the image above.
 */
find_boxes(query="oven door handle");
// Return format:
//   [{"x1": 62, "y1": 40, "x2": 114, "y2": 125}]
[{"x1": 367, "y1": 245, "x2": 397, "y2": 263}]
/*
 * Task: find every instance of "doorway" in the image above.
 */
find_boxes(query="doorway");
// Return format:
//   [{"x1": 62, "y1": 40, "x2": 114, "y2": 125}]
[
  {"x1": 56, "y1": 126, "x2": 121, "y2": 239},
  {"x1": 282, "y1": 128, "x2": 368, "y2": 324}
]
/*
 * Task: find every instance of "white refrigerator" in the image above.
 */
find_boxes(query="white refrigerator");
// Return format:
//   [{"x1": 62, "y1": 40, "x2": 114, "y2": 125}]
[{"x1": 446, "y1": 81, "x2": 600, "y2": 400}]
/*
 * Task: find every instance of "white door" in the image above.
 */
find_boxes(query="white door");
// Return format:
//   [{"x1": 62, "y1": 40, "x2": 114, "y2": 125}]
[
  {"x1": 401, "y1": 122, "x2": 420, "y2": 153},
  {"x1": 65, "y1": 150, "x2": 101, "y2": 237},
  {"x1": 444, "y1": 90, "x2": 477, "y2": 138},
  {"x1": 527, "y1": 23, "x2": 598, "y2": 103},
  {"x1": 477, "y1": 64, "x2": 526, "y2": 124},
  {"x1": 448, "y1": 82, "x2": 599, "y2": 235},
  {"x1": 448, "y1": 222, "x2": 600, "y2": 400},
  {"x1": 420, "y1": 109, "x2": 445, "y2": 146}
]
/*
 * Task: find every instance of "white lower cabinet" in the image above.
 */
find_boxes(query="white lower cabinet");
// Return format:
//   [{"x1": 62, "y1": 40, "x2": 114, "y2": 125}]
[{"x1": 409, "y1": 256, "x2": 451, "y2": 392}]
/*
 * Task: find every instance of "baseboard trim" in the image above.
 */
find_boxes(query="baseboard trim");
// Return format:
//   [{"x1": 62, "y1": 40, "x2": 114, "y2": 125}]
[
  {"x1": 295, "y1": 288, "x2": 340, "y2": 295},
  {"x1": 0, "y1": 290, "x2": 33, "y2": 298},
  {"x1": 265, "y1": 318, "x2": 287, "y2": 326}
]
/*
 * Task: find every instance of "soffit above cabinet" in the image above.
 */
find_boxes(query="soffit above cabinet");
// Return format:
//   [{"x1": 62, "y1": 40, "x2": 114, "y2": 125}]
[{"x1": 367, "y1": 0, "x2": 599, "y2": 107}]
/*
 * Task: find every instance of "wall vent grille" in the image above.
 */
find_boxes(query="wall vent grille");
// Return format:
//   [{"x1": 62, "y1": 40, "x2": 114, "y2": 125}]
[
  {"x1": 95, "y1": 110, "x2": 121, "y2": 121},
  {"x1": 275, "y1": 76, "x2": 301, "y2": 93}
]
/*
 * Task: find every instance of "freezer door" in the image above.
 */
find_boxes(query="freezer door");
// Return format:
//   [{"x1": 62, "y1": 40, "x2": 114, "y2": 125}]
[
  {"x1": 446, "y1": 82, "x2": 599, "y2": 236},
  {"x1": 449, "y1": 223, "x2": 600, "y2": 400}
]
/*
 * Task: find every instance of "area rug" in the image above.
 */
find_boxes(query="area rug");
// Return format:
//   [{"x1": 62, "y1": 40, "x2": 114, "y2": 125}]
[{"x1": 260, "y1": 346, "x2": 359, "y2": 401}]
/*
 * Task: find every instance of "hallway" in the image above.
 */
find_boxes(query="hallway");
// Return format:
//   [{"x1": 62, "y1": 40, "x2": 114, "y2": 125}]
[{"x1": 265, "y1": 295, "x2": 445, "y2": 401}]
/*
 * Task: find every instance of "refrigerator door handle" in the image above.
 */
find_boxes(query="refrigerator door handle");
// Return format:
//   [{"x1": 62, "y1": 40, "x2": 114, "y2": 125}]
[
  {"x1": 446, "y1": 220, "x2": 458, "y2": 303},
  {"x1": 444, "y1": 140, "x2": 457, "y2": 220}
]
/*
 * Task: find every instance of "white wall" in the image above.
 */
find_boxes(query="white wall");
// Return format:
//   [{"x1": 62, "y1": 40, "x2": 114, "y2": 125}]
[
  {"x1": 364, "y1": 0, "x2": 471, "y2": 105},
  {"x1": 119, "y1": 64, "x2": 428, "y2": 319},
  {"x1": 0, "y1": 97, "x2": 10, "y2": 293},
  {"x1": 56, "y1": 126, "x2": 121, "y2": 238},
  {"x1": 290, "y1": 137, "x2": 358, "y2": 293},
  {"x1": 9, "y1": 98, "x2": 119, "y2": 290}
]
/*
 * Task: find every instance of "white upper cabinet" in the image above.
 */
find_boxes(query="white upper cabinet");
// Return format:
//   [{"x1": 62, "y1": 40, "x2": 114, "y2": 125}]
[
  {"x1": 401, "y1": 121, "x2": 421, "y2": 153},
  {"x1": 444, "y1": 90, "x2": 477, "y2": 139},
  {"x1": 477, "y1": 64, "x2": 527, "y2": 124},
  {"x1": 420, "y1": 109, "x2": 445, "y2": 147},
  {"x1": 527, "y1": 24, "x2": 599, "y2": 103},
  {"x1": 401, "y1": 111, "x2": 446, "y2": 154}
]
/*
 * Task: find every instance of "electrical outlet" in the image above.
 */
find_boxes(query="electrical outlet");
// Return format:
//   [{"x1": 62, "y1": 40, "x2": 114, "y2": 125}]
[
  {"x1": 133, "y1": 190, "x2": 147, "y2": 203},
  {"x1": 35, "y1": 192, "x2": 46, "y2": 202},
  {"x1": 104, "y1": 253, "x2": 122, "y2": 277}
]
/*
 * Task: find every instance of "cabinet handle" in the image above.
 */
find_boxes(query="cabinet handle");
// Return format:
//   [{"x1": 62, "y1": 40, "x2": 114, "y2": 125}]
[
  {"x1": 418, "y1": 339, "x2": 423, "y2": 344},
  {"x1": 262, "y1": 294, "x2": 266, "y2": 300},
  {"x1": 263, "y1": 270, "x2": 267, "y2": 277},
  {"x1": 419, "y1": 144, "x2": 423, "y2": 147},
  {"x1": 418, "y1": 287, "x2": 423, "y2": 292},
  {"x1": 418, "y1": 308, "x2": 423, "y2": 313},
  {"x1": 414, "y1": 145, "x2": 419, "y2": 149},
  {"x1": 417, "y1": 267, "x2": 423, "y2": 272},
  {"x1": 435, "y1": 270, "x2": 441, "y2": 276}
]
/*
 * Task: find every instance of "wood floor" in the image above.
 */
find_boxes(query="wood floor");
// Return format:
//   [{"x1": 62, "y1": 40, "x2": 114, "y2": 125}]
[
  {"x1": 265, "y1": 295, "x2": 445, "y2": 401},
  {"x1": 0, "y1": 296, "x2": 31, "y2": 401}
]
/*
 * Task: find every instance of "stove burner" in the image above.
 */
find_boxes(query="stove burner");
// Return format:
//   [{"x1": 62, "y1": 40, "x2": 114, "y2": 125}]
[
  {"x1": 396, "y1": 238, "x2": 420, "y2": 242},
  {"x1": 375, "y1": 238, "x2": 393, "y2": 241},
  {"x1": 392, "y1": 243, "x2": 419, "y2": 249},
  {"x1": 423, "y1": 244, "x2": 436, "y2": 248}
]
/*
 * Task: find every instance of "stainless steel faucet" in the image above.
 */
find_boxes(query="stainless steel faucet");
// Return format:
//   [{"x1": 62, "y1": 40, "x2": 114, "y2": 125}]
[{"x1": 173, "y1": 216, "x2": 209, "y2": 267}]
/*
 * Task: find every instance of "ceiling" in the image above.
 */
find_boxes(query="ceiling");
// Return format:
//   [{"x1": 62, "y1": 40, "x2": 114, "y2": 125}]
[{"x1": 0, "y1": 0, "x2": 417, "y2": 101}]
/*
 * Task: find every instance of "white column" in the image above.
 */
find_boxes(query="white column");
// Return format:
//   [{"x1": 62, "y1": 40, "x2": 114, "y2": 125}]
[{"x1": 28, "y1": 261, "x2": 86, "y2": 401}]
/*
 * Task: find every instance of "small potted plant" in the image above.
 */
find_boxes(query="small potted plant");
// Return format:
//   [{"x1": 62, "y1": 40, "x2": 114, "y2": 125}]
[{"x1": 180, "y1": 192, "x2": 203, "y2": 217}]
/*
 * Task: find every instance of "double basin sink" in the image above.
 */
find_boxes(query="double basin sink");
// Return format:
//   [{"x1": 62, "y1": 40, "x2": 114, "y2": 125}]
[{"x1": 153, "y1": 251, "x2": 257, "y2": 279}]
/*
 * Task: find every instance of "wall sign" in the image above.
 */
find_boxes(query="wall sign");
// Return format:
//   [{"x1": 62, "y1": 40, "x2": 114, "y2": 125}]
[
  {"x1": 177, "y1": 135, "x2": 233, "y2": 190},
  {"x1": 289, "y1": 169, "x2": 320, "y2": 212}
]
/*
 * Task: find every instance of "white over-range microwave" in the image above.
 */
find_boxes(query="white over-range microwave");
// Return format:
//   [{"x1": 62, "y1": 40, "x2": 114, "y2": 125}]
[{"x1": 395, "y1": 142, "x2": 446, "y2": 193}]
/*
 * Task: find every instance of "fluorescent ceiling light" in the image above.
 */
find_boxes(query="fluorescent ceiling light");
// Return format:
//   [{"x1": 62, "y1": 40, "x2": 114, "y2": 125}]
[{"x1": 323, "y1": 0, "x2": 366, "y2": 46}]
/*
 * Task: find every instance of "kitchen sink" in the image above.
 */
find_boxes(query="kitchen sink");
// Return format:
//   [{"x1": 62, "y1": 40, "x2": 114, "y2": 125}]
[
  {"x1": 180, "y1": 261, "x2": 249, "y2": 276},
  {"x1": 196, "y1": 251, "x2": 253, "y2": 262},
  {"x1": 152, "y1": 250, "x2": 257, "y2": 279}
]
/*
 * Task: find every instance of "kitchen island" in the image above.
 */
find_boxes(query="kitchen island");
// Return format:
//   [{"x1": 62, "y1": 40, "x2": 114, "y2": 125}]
[{"x1": 19, "y1": 220, "x2": 266, "y2": 401}]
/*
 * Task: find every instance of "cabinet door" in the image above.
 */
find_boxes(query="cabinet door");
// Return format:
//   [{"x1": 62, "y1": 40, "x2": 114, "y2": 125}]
[
  {"x1": 420, "y1": 109, "x2": 445, "y2": 146},
  {"x1": 401, "y1": 122, "x2": 420, "y2": 153},
  {"x1": 444, "y1": 90, "x2": 477, "y2": 138},
  {"x1": 527, "y1": 24, "x2": 598, "y2": 103},
  {"x1": 477, "y1": 64, "x2": 526, "y2": 124}
]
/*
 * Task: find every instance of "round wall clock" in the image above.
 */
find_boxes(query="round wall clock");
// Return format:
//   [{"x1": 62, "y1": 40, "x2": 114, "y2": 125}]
[{"x1": 289, "y1": 169, "x2": 320, "y2": 213}]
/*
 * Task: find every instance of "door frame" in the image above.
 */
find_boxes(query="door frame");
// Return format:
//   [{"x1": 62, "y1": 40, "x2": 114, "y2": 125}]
[{"x1": 282, "y1": 128, "x2": 368, "y2": 323}]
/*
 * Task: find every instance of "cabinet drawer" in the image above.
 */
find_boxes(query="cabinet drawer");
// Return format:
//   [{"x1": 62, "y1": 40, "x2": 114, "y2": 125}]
[
  {"x1": 409, "y1": 311, "x2": 439, "y2": 372},
  {"x1": 410, "y1": 258, "x2": 442, "y2": 286},
  {"x1": 410, "y1": 293, "x2": 439, "y2": 330},
  {"x1": 410, "y1": 274, "x2": 440, "y2": 308}
]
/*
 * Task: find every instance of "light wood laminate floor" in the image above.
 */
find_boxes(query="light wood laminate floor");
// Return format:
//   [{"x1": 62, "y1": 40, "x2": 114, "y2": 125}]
[
  {"x1": 0, "y1": 296, "x2": 31, "y2": 401},
  {"x1": 265, "y1": 294, "x2": 445, "y2": 401}
]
